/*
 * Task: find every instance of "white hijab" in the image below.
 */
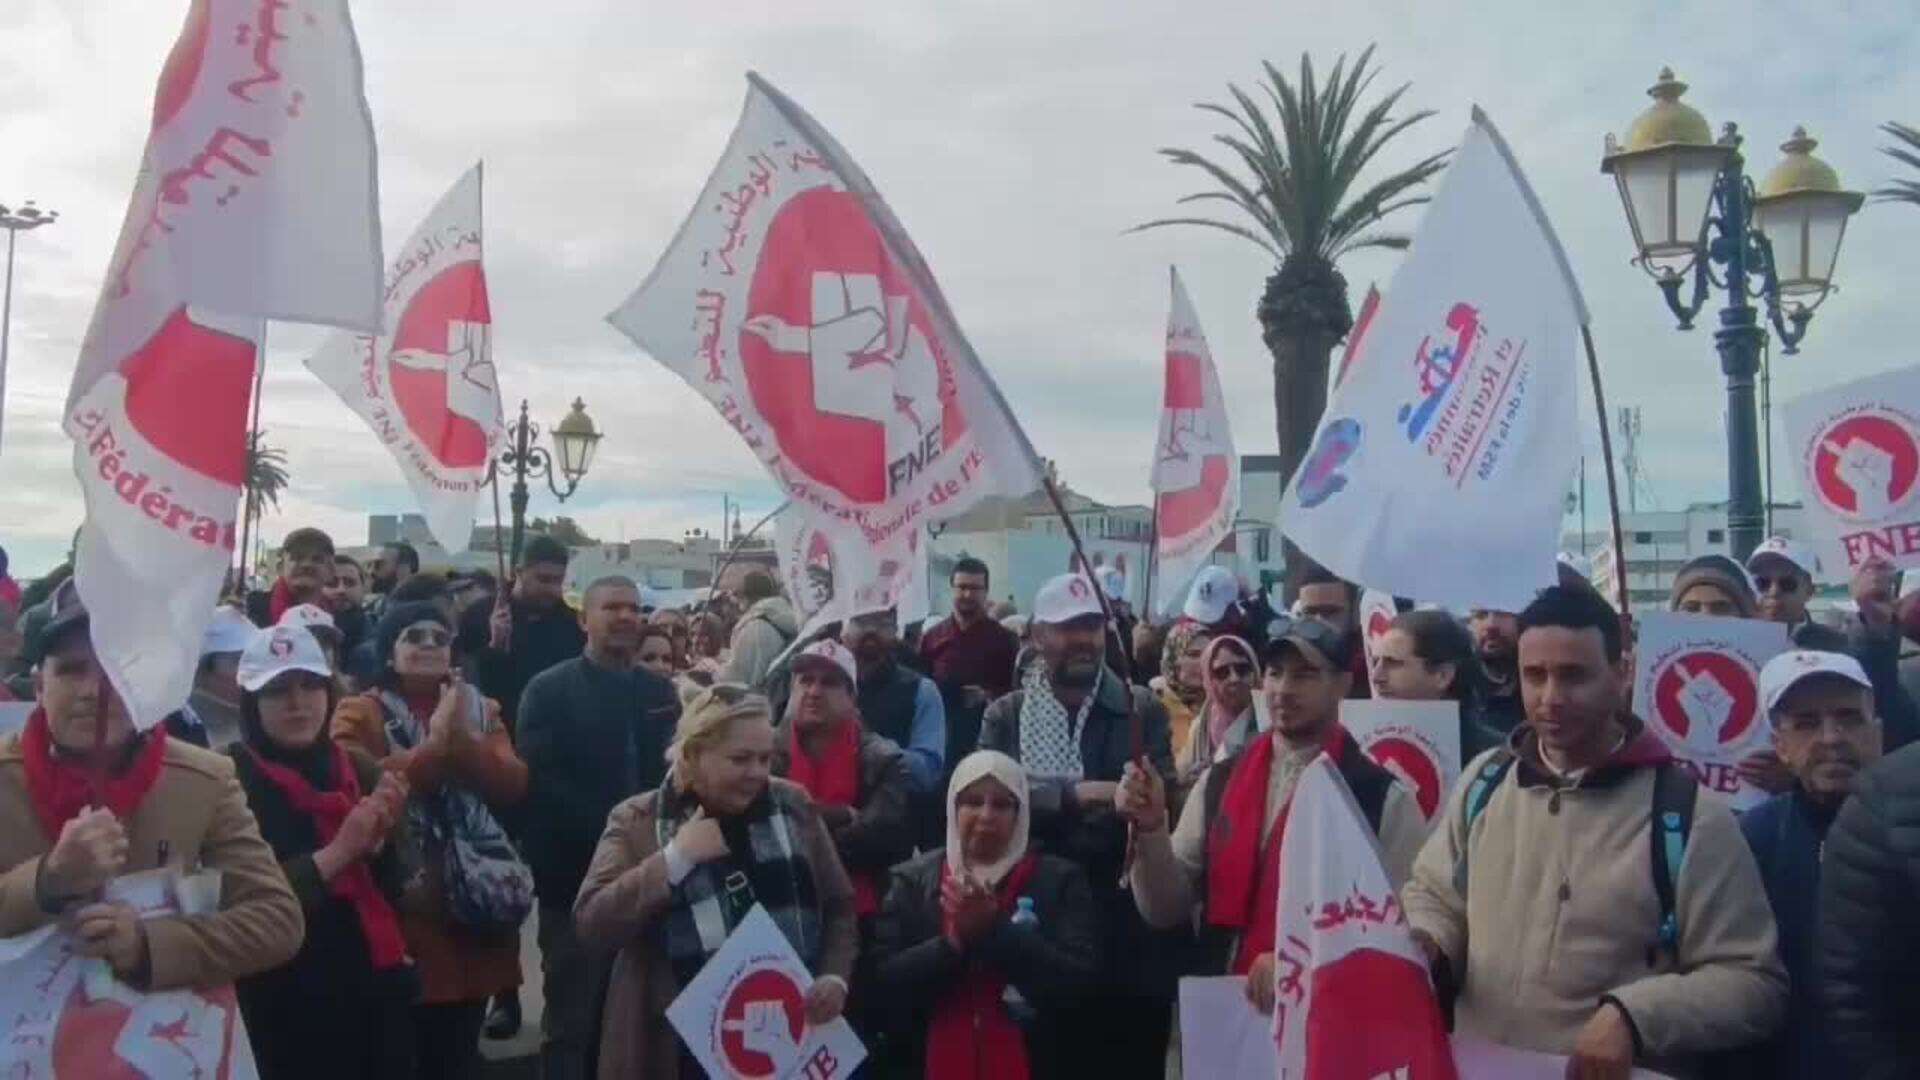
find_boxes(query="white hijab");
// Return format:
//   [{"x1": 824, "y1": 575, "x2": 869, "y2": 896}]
[{"x1": 945, "y1": 749, "x2": 1032, "y2": 887}]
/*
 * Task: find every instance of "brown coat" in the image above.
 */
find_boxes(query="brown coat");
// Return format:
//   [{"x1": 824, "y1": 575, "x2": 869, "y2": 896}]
[
  {"x1": 331, "y1": 691, "x2": 529, "y2": 1004},
  {"x1": 573, "y1": 780, "x2": 858, "y2": 1080},
  {"x1": 0, "y1": 733, "x2": 303, "y2": 991}
]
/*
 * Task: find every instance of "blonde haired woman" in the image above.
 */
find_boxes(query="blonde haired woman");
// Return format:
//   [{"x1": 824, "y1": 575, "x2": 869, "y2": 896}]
[{"x1": 573, "y1": 684, "x2": 857, "y2": 1079}]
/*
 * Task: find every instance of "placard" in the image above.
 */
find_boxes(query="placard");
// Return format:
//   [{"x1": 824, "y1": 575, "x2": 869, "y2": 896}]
[
  {"x1": 1631, "y1": 613, "x2": 1791, "y2": 810},
  {"x1": 1783, "y1": 365, "x2": 1920, "y2": 579},
  {"x1": 1341, "y1": 699, "x2": 1463, "y2": 821}
]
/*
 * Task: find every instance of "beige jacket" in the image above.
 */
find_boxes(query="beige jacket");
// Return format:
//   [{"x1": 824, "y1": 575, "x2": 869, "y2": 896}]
[
  {"x1": 0, "y1": 733, "x2": 303, "y2": 991},
  {"x1": 1402, "y1": 723, "x2": 1786, "y2": 1074}
]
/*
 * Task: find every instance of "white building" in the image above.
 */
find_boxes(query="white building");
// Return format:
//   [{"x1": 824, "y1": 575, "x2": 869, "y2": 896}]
[{"x1": 1560, "y1": 501, "x2": 1843, "y2": 611}]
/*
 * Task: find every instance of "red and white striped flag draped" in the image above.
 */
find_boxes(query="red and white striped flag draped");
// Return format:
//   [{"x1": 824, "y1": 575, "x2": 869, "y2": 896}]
[
  {"x1": 1272, "y1": 756, "x2": 1457, "y2": 1079},
  {"x1": 608, "y1": 74, "x2": 1044, "y2": 565},
  {"x1": 307, "y1": 164, "x2": 501, "y2": 553},
  {"x1": 64, "y1": 0, "x2": 383, "y2": 728},
  {"x1": 1149, "y1": 267, "x2": 1239, "y2": 618}
]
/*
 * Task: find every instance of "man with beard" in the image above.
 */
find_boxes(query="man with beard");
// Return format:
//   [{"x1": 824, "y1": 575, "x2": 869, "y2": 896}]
[
  {"x1": 326, "y1": 554, "x2": 372, "y2": 662},
  {"x1": 462, "y1": 535, "x2": 585, "y2": 736},
  {"x1": 920, "y1": 558, "x2": 1019, "y2": 786},
  {"x1": 844, "y1": 608, "x2": 946, "y2": 798},
  {"x1": 1468, "y1": 607, "x2": 1524, "y2": 735},
  {"x1": 515, "y1": 575, "x2": 680, "y2": 1080},
  {"x1": 246, "y1": 527, "x2": 335, "y2": 628},
  {"x1": 1732, "y1": 651, "x2": 1882, "y2": 1080},
  {"x1": 366, "y1": 541, "x2": 419, "y2": 607},
  {"x1": 980, "y1": 572, "x2": 1175, "y2": 1079},
  {"x1": 1294, "y1": 562, "x2": 1370, "y2": 700}
]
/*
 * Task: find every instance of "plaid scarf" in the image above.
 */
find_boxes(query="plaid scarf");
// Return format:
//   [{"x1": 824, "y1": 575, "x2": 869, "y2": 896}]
[
  {"x1": 1015, "y1": 662, "x2": 1099, "y2": 780},
  {"x1": 653, "y1": 773, "x2": 822, "y2": 987}
]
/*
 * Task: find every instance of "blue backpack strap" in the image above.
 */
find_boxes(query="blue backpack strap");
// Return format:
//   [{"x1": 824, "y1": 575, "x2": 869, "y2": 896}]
[
  {"x1": 1452, "y1": 750, "x2": 1517, "y2": 898},
  {"x1": 1647, "y1": 762, "x2": 1698, "y2": 965}
]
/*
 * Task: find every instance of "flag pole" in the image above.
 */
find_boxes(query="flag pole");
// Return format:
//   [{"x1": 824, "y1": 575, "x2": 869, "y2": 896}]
[
  {"x1": 705, "y1": 501, "x2": 789, "y2": 610},
  {"x1": 488, "y1": 464, "x2": 510, "y2": 587},
  {"x1": 235, "y1": 325, "x2": 269, "y2": 596},
  {"x1": 1582, "y1": 326, "x2": 1631, "y2": 614},
  {"x1": 1142, "y1": 494, "x2": 1161, "y2": 624}
]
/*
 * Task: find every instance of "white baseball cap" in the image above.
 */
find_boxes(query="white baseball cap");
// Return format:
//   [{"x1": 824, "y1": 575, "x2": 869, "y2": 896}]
[
  {"x1": 1094, "y1": 565, "x2": 1126, "y2": 601},
  {"x1": 238, "y1": 624, "x2": 333, "y2": 692},
  {"x1": 1033, "y1": 572, "x2": 1105, "y2": 626},
  {"x1": 277, "y1": 602, "x2": 342, "y2": 646},
  {"x1": 1760, "y1": 649, "x2": 1873, "y2": 715},
  {"x1": 1183, "y1": 566, "x2": 1239, "y2": 625},
  {"x1": 1746, "y1": 536, "x2": 1819, "y2": 579},
  {"x1": 793, "y1": 639, "x2": 858, "y2": 689},
  {"x1": 201, "y1": 605, "x2": 258, "y2": 657}
]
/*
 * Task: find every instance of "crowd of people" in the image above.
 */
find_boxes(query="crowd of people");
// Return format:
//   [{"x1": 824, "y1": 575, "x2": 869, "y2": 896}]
[{"x1": 1, "y1": 527, "x2": 1918, "y2": 1079}]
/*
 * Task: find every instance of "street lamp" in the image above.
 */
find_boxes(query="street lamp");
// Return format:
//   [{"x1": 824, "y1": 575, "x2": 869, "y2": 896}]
[
  {"x1": 0, "y1": 199, "x2": 59, "y2": 456},
  {"x1": 494, "y1": 397, "x2": 601, "y2": 565},
  {"x1": 1601, "y1": 69, "x2": 1862, "y2": 560}
]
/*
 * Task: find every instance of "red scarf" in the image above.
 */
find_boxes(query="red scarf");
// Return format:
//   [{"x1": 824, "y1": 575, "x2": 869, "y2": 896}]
[
  {"x1": 786, "y1": 720, "x2": 877, "y2": 915},
  {"x1": 1206, "y1": 727, "x2": 1346, "y2": 974},
  {"x1": 927, "y1": 853, "x2": 1039, "y2": 1080},
  {"x1": 245, "y1": 744, "x2": 409, "y2": 970},
  {"x1": 268, "y1": 578, "x2": 299, "y2": 624},
  {"x1": 20, "y1": 708, "x2": 168, "y2": 842}
]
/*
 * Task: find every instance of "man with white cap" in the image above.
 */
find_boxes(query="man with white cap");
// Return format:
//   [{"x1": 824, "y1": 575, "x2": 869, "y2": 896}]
[
  {"x1": 1748, "y1": 536, "x2": 1917, "y2": 755},
  {"x1": 1734, "y1": 650, "x2": 1882, "y2": 1080},
  {"x1": 980, "y1": 571, "x2": 1175, "y2": 1079},
  {"x1": 164, "y1": 605, "x2": 259, "y2": 749},
  {"x1": 1182, "y1": 565, "x2": 1241, "y2": 630}
]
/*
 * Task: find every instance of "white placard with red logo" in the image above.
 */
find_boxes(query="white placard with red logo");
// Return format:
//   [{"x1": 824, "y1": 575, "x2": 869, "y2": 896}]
[
  {"x1": 609, "y1": 74, "x2": 1044, "y2": 576},
  {"x1": 1358, "y1": 589, "x2": 1399, "y2": 672},
  {"x1": 665, "y1": 904, "x2": 865, "y2": 1080},
  {"x1": 1150, "y1": 267, "x2": 1240, "y2": 618},
  {"x1": 1783, "y1": 365, "x2": 1920, "y2": 580},
  {"x1": 308, "y1": 163, "x2": 503, "y2": 553},
  {"x1": 773, "y1": 503, "x2": 929, "y2": 641},
  {"x1": 1271, "y1": 756, "x2": 1457, "y2": 1078},
  {"x1": 1340, "y1": 699, "x2": 1462, "y2": 822},
  {"x1": 0, "y1": 869, "x2": 260, "y2": 1078},
  {"x1": 63, "y1": 0, "x2": 384, "y2": 728},
  {"x1": 1632, "y1": 613, "x2": 1791, "y2": 810},
  {"x1": 1279, "y1": 109, "x2": 1586, "y2": 614}
]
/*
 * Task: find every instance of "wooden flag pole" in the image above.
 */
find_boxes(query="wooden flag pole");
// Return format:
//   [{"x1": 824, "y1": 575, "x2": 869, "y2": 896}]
[
  {"x1": 488, "y1": 464, "x2": 510, "y2": 586},
  {"x1": 705, "y1": 501, "x2": 789, "y2": 610},
  {"x1": 1582, "y1": 325, "x2": 1631, "y2": 615},
  {"x1": 1142, "y1": 494, "x2": 1161, "y2": 624},
  {"x1": 235, "y1": 324, "x2": 269, "y2": 596}
]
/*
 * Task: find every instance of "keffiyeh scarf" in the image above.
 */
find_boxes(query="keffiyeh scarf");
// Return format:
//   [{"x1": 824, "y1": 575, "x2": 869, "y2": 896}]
[{"x1": 1015, "y1": 662, "x2": 1099, "y2": 781}]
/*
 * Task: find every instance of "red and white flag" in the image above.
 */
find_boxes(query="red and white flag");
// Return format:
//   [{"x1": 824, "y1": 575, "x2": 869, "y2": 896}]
[
  {"x1": 1272, "y1": 755, "x2": 1457, "y2": 1079},
  {"x1": 608, "y1": 74, "x2": 1044, "y2": 566},
  {"x1": 63, "y1": 0, "x2": 383, "y2": 728},
  {"x1": 1150, "y1": 267, "x2": 1239, "y2": 618},
  {"x1": 774, "y1": 502, "x2": 929, "y2": 640},
  {"x1": 307, "y1": 164, "x2": 501, "y2": 552}
]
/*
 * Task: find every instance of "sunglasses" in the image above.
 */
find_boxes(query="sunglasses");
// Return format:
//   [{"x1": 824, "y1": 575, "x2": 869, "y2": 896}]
[
  {"x1": 1752, "y1": 574, "x2": 1802, "y2": 594},
  {"x1": 399, "y1": 626, "x2": 451, "y2": 647},
  {"x1": 1210, "y1": 662, "x2": 1255, "y2": 680}
]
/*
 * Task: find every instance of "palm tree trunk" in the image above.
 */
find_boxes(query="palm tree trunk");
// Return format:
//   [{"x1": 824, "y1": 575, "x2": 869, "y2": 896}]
[{"x1": 1259, "y1": 256, "x2": 1353, "y2": 600}]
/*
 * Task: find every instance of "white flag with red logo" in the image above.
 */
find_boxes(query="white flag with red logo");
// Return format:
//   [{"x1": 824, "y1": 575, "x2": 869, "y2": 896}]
[
  {"x1": 1279, "y1": 108, "x2": 1587, "y2": 613},
  {"x1": 1631, "y1": 613, "x2": 1790, "y2": 810},
  {"x1": 1340, "y1": 699, "x2": 1463, "y2": 823},
  {"x1": 1272, "y1": 755, "x2": 1458, "y2": 1079},
  {"x1": 63, "y1": 0, "x2": 383, "y2": 728},
  {"x1": 774, "y1": 502, "x2": 929, "y2": 641},
  {"x1": 1357, "y1": 588, "x2": 1398, "y2": 672},
  {"x1": 1150, "y1": 267, "x2": 1239, "y2": 618},
  {"x1": 1782, "y1": 365, "x2": 1920, "y2": 580},
  {"x1": 608, "y1": 74, "x2": 1045, "y2": 569},
  {"x1": 307, "y1": 164, "x2": 501, "y2": 553}
]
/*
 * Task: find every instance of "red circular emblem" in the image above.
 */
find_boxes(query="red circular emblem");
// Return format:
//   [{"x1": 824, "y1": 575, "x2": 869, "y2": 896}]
[
  {"x1": 1810, "y1": 410, "x2": 1920, "y2": 521},
  {"x1": 1651, "y1": 650, "x2": 1760, "y2": 752},
  {"x1": 388, "y1": 262, "x2": 495, "y2": 469},
  {"x1": 152, "y1": 0, "x2": 213, "y2": 133},
  {"x1": 716, "y1": 966, "x2": 807, "y2": 1079},
  {"x1": 1366, "y1": 735, "x2": 1443, "y2": 819},
  {"x1": 268, "y1": 633, "x2": 295, "y2": 658},
  {"x1": 1366, "y1": 610, "x2": 1393, "y2": 644},
  {"x1": 741, "y1": 188, "x2": 964, "y2": 506}
]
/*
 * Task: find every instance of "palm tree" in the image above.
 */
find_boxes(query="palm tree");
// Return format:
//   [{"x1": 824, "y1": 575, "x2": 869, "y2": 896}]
[
  {"x1": 1878, "y1": 122, "x2": 1920, "y2": 207},
  {"x1": 245, "y1": 430, "x2": 290, "y2": 526},
  {"x1": 1136, "y1": 46, "x2": 1446, "y2": 587}
]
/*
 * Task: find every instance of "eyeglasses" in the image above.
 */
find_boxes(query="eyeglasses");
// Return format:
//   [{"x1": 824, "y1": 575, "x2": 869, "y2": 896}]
[
  {"x1": 1752, "y1": 575, "x2": 1802, "y2": 594},
  {"x1": 399, "y1": 626, "x2": 451, "y2": 647},
  {"x1": 1210, "y1": 662, "x2": 1255, "y2": 680}
]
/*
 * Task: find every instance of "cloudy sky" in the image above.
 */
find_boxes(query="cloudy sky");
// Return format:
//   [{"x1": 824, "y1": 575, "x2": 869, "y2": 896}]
[{"x1": 1, "y1": 1, "x2": 1915, "y2": 577}]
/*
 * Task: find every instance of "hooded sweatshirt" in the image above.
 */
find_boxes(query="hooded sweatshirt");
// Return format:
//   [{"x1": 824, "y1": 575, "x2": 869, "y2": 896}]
[
  {"x1": 722, "y1": 595, "x2": 798, "y2": 688},
  {"x1": 1403, "y1": 719, "x2": 1786, "y2": 1074}
]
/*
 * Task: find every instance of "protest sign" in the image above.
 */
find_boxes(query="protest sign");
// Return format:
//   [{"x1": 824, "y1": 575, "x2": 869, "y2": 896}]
[
  {"x1": 666, "y1": 904, "x2": 866, "y2": 1080},
  {"x1": 1272, "y1": 756, "x2": 1457, "y2": 1078},
  {"x1": 1178, "y1": 976, "x2": 1278, "y2": 1079},
  {"x1": 1783, "y1": 365, "x2": 1920, "y2": 579},
  {"x1": 609, "y1": 74, "x2": 1043, "y2": 585},
  {"x1": 0, "y1": 869, "x2": 260, "y2": 1078},
  {"x1": 1450, "y1": 1034, "x2": 1675, "y2": 1078},
  {"x1": 774, "y1": 502, "x2": 929, "y2": 642},
  {"x1": 63, "y1": 0, "x2": 383, "y2": 727},
  {"x1": 1280, "y1": 109, "x2": 1586, "y2": 614},
  {"x1": 1632, "y1": 613, "x2": 1791, "y2": 810},
  {"x1": 1341, "y1": 699, "x2": 1463, "y2": 821},
  {"x1": 308, "y1": 163, "x2": 502, "y2": 552},
  {"x1": 1358, "y1": 589, "x2": 1399, "y2": 671},
  {"x1": 1150, "y1": 267, "x2": 1239, "y2": 618}
]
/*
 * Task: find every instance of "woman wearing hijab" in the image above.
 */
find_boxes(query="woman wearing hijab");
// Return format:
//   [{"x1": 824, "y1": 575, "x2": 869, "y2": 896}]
[
  {"x1": 1152, "y1": 622, "x2": 1212, "y2": 761},
  {"x1": 872, "y1": 750, "x2": 1100, "y2": 1079},
  {"x1": 1175, "y1": 635, "x2": 1268, "y2": 784},
  {"x1": 229, "y1": 624, "x2": 416, "y2": 1080},
  {"x1": 331, "y1": 601, "x2": 529, "y2": 1080},
  {"x1": 574, "y1": 684, "x2": 857, "y2": 1079}
]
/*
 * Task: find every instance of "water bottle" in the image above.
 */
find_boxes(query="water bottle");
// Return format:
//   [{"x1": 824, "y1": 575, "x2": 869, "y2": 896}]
[{"x1": 1002, "y1": 897, "x2": 1039, "y2": 1024}]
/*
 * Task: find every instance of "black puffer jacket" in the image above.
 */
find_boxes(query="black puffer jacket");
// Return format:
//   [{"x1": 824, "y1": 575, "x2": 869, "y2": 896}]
[{"x1": 1818, "y1": 742, "x2": 1920, "y2": 1079}]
